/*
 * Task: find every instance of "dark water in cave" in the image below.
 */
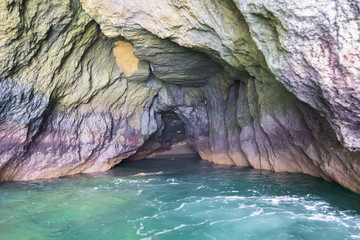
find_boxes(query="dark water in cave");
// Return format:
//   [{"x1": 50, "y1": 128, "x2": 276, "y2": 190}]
[{"x1": 0, "y1": 156, "x2": 360, "y2": 240}]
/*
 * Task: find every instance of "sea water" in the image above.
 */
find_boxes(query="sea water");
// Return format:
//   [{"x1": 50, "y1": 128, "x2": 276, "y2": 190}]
[{"x1": 0, "y1": 157, "x2": 359, "y2": 240}]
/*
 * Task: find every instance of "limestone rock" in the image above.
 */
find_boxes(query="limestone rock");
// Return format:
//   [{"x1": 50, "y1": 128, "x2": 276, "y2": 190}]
[
  {"x1": 236, "y1": 0, "x2": 360, "y2": 150},
  {"x1": 0, "y1": 0, "x2": 157, "y2": 180},
  {"x1": 0, "y1": 0, "x2": 359, "y2": 194}
]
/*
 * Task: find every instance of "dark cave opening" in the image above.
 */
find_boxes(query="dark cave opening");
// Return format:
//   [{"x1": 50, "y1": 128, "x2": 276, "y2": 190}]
[{"x1": 125, "y1": 111, "x2": 199, "y2": 161}]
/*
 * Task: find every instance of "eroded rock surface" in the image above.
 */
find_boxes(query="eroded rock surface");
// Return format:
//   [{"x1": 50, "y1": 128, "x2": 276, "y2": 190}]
[
  {"x1": 236, "y1": 0, "x2": 360, "y2": 151},
  {"x1": 0, "y1": 0, "x2": 359, "y2": 193},
  {"x1": 0, "y1": 0, "x2": 158, "y2": 180}
]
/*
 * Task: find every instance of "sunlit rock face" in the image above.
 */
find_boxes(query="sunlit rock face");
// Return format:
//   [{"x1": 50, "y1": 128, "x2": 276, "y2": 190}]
[{"x1": 0, "y1": 0, "x2": 359, "y2": 193}]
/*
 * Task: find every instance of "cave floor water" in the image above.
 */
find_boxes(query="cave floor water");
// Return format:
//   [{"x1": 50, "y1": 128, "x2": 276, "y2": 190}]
[{"x1": 1, "y1": 156, "x2": 360, "y2": 240}]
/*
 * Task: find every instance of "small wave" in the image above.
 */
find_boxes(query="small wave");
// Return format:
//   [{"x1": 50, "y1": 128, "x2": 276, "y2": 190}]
[
  {"x1": 113, "y1": 178, "x2": 155, "y2": 184},
  {"x1": 304, "y1": 205, "x2": 317, "y2": 211},
  {"x1": 174, "y1": 203, "x2": 186, "y2": 211},
  {"x1": 209, "y1": 216, "x2": 248, "y2": 226},
  {"x1": 260, "y1": 195, "x2": 306, "y2": 206},
  {"x1": 214, "y1": 196, "x2": 246, "y2": 201},
  {"x1": 136, "y1": 223, "x2": 147, "y2": 236},
  {"x1": 153, "y1": 228, "x2": 175, "y2": 236},
  {"x1": 167, "y1": 178, "x2": 180, "y2": 185},
  {"x1": 142, "y1": 171, "x2": 164, "y2": 176},
  {"x1": 209, "y1": 208, "x2": 264, "y2": 226},
  {"x1": 308, "y1": 213, "x2": 351, "y2": 228},
  {"x1": 250, "y1": 208, "x2": 264, "y2": 217},
  {"x1": 238, "y1": 203, "x2": 256, "y2": 209},
  {"x1": 128, "y1": 213, "x2": 160, "y2": 224}
]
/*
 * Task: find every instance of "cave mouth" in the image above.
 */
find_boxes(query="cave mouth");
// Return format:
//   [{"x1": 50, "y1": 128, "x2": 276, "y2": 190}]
[{"x1": 124, "y1": 111, "x2": 200, "y2": 162}]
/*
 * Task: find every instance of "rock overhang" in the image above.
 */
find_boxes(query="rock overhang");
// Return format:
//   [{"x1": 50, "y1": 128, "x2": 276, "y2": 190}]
[{"x1": 0, "y1": 0, "x2": 359, "y2": 194}]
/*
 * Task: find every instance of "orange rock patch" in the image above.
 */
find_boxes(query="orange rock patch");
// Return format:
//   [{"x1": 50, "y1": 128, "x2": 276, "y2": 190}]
[{"x1": 113, "y1": 41, "x2": 139, "y2": 77}]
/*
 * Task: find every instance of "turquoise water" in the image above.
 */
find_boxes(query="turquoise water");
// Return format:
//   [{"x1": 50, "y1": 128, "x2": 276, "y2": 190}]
[{"x1": 1, "y1": 157, "x2": 360, "y2": 240}]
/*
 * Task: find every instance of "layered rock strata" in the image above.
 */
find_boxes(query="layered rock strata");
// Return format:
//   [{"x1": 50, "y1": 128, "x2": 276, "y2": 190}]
[{"x1": 0, "y1": 0, "x2": 359, "y2": 193}]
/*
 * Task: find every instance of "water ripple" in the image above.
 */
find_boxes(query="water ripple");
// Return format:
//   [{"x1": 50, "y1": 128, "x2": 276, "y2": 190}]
[{"x1": 1, "y1": 158, "x2": 360, "y2": 239}]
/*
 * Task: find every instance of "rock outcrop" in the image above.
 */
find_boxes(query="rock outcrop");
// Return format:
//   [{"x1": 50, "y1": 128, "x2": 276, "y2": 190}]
[{"x1": 0, "y1": 0, "x2": 359, "y2": 193}]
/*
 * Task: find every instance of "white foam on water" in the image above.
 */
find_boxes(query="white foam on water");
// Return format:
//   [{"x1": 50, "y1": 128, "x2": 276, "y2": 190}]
[
  {"x1": 308, "y1": 213, "x2": 351, "y2": 228},
  {"x1": 167, "y1": 178, "x2": 180, "y2": 185},
  {"x1": 304, "y1": 205, "x2": 316, "y2": 211},
  {"x1": 238, "y1": 203, "x2": 256, "y2": 209},
  {"x1": 91, "y1": 185, "x2": 110, "y2": 191},
  {"x1": 113, "y1": 178, "x2": 155, "y2": 184},
  {"x1": 214, "y1": 196, "x2": 246, "y2": 201},
  {"x1": 174, "y1": 203, "x2": 186, "y2": 211},
  {"x1": 250, "y1": 208, "x2": 264, "y2": 217},
  {"x1": 209, "y1": 216, "x2": 248, "y2": 226},
  {"x1": 136, "y1": 223, "x2": 147, "y2": 236},
  {"x1": 149, "y1": 172, "x2": 164, "y2": 175},
  {"x1": 271, "y1": 198, "x2": 280, "y2": 205},
  {"x1": 142, "y1": 214, "x2": 159, "y2": 221},
  {"x1": 262, "y1": 196, "x2": 302, "y2": 204}
]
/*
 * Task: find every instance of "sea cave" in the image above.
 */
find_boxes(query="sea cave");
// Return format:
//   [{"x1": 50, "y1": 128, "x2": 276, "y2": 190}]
[{"x1": 0, "y1": 0, "x2": 360, "y2": 238}]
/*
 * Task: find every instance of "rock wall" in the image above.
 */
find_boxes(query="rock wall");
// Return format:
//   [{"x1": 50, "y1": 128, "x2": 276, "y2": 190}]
[
  {"x1": 0, "y1": 0, "x2": 359, "y2": 193},
  {"x1": 237, "y1": 0, "x2": 360, "y2": 151},
  {"x1": 0, "y1": 0, "x2": 158, "y2": 180}
]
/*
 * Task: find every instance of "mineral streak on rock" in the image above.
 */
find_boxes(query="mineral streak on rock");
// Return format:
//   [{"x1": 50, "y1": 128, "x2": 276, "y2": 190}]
[{"x1": 0, "y1": 0, "x2": 359, "y2": 193}]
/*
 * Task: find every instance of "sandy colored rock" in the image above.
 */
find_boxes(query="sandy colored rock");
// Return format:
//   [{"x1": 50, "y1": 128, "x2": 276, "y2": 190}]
[{"x1": 113, "y1": 41, "x2": 140, "y2": 77}]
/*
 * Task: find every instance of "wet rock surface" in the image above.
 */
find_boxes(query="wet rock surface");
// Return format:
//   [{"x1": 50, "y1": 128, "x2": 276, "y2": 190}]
[{"x1": 0, "y1": 0, "x2": 359, "y2": 193}]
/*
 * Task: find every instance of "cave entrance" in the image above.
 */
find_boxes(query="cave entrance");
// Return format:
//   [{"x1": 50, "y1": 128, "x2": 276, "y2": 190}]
[{"x1": 126, "y1": 111, "x2": 200, "y2": 161}]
